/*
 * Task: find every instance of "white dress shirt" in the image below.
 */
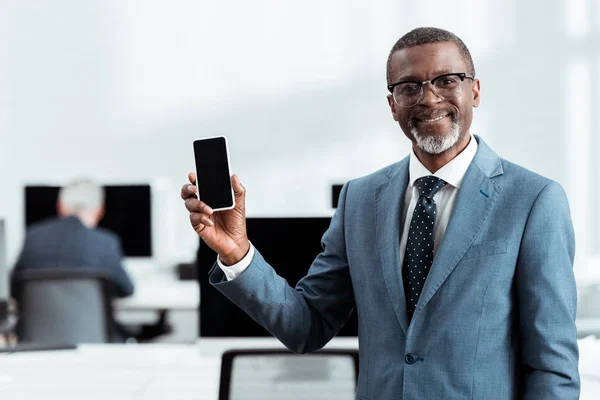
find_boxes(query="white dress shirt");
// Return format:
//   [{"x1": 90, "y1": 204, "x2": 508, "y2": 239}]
[
  {"x1": 218, "y1": 135, "x2": 478, "y2": 281},
  {"x1": 217, "y1": 241, "x2": 255, "y2": 280},
  {"x1": 400, "y1": 135, "x2": 478, "y2": 265}
]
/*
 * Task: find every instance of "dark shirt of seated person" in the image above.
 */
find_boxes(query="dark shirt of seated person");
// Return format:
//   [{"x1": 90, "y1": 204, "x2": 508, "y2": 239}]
[{"x1": 13, "y1": 179, "x2": 134, "y2": 298}]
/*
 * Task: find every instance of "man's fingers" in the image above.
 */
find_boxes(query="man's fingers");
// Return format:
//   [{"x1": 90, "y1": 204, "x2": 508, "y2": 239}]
[
  {"x1": 184, "y1": 198, "x2": 213, "y2": 215},
  {"x1": 189, "y1": 212, "x2": 214, "y2": 228},
  {"x1": 188, "y1": 172, "x2": 197, "y2": 185},
  {"x1": 181, "y1": 183, "x2": 197, "y2": 200}
]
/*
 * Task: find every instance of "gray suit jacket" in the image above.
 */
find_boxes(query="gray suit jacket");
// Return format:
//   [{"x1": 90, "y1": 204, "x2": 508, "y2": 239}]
[
  {"x1": 210, "y1": 136, "x2": 579, "y2": 399},
  {"x1": 13, "y1": 216, "x2": 134, "y2": 298}
]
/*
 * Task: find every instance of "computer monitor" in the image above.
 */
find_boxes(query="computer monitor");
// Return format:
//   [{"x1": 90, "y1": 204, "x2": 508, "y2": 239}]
[
  {"x1": 24, "y1": 185, "x2": 152, "y2": 257},
  {"x1": 220, "y1": 349, "x2": 358, "y2": 399},
  {"x1": 197, "y1": 217, "x2": 358, "y2": 337}
]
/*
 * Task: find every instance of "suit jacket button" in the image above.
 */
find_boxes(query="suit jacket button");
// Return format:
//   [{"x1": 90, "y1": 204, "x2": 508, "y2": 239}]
[{"x1": 405, "y1": 353, "x2": 418, "y2": 365}]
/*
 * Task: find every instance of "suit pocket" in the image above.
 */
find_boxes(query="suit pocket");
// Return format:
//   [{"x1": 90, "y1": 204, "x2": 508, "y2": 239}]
[{"x1": 462, "y1": 238, "x2": 508, "y2": 261}]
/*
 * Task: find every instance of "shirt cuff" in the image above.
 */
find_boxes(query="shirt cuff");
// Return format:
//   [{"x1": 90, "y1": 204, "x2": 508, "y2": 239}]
[{"x1": 216, "y1": 242, "x2": 255, "y2": 281}]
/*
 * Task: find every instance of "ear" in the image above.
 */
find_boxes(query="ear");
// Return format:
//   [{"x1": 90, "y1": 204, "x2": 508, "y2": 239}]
[
  {"x1": 387, "y1": 94, "x2": 399, "y2": 121},
  {"x1": 471, "y1": 79, "x2": 481, "y2": 108},
  {"x1": 95, "y1": 205, "x2": 106, "y2": 224},
  {"x1": 56, "y1": 200, "x2": 67, "y2": 216}
]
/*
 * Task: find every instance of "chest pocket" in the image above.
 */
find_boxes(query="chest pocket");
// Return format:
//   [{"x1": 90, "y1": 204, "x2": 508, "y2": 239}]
[{"x1": 462, "y1": 238, "x2": 508, "y2": 261}]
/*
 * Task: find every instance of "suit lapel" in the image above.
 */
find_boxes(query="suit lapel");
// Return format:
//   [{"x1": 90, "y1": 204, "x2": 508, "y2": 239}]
[
  {"x1": 417, "y1": 136, "x2": 504, "y2": 312},
  {"x1": 375, "y1": 157, "x2": 410, "y2": 336}
]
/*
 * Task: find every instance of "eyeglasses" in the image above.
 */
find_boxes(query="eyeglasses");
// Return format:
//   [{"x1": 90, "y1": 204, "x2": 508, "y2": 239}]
[{"x1": 387, "y1": 73, "x2": 475, "y2": 107}]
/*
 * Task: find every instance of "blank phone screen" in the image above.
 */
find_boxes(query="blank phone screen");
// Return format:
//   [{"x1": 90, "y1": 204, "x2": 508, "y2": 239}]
[{"x1": 193, "y1": 137, "x2": 234, "y2": 209}]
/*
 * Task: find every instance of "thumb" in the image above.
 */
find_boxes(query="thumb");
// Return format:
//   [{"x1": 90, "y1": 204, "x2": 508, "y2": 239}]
[{"x1": 231, "y1": 174, "x2": 246, "y2": 207}]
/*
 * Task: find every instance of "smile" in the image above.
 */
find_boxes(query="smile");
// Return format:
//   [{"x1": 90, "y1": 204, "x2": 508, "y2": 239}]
[{"x1": 417, "y1": 114, "x2": 450, "y2": 123}]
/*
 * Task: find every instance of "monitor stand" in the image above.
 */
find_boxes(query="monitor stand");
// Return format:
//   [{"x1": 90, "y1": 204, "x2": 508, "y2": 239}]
[
  {"x1": 0, "y1": 299, "x2": 8, "y2": 324},
  {"x1": 0, "y1": 298, "x2": 17, "y2": 336},
  {"x1": 0, "y1": 219, "x2": 11, "y2": 334}
]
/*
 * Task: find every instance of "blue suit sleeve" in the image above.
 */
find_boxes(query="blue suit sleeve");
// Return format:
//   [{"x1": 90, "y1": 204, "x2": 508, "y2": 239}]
[
  {"x1": 517, "y1": 181, "x2": 580, "y2": 399},
  {"x1": 209, "y1": 182, "x2": 355, "y2": 353}
]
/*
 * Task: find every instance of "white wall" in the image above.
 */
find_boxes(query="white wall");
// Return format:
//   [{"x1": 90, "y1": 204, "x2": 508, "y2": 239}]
[{"x1": 0, "y1": 0, "x2": 598, "y2": 280}]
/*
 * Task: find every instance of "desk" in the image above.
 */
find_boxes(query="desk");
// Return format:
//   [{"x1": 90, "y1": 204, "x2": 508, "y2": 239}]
[
  {"x1": 113, "y1": 269, "x2": 199, "y2": 343},
  {"x1": 114, "y1": 275, "x2": 198, "y2": 312},
  {"x1": 1, "y1": 337, "x2": 599, "y2": 400},
  {"x1": 578, "y1": 336, "x2": 600, "y2": 395},
  {"x1": 0, "y1": 337, "x2": 357, "y2": 400},
  {"x1": 115, "y1": 265, "x2": 199, "y2": 312},
  {"x1": 577, "y1": 318, "x2": 600, "y2": 338}
]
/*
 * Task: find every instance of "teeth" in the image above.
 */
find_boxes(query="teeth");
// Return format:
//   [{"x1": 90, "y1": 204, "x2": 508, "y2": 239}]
[{"x1": 421, "y1": 115, "x2": 447, "y2": 122}]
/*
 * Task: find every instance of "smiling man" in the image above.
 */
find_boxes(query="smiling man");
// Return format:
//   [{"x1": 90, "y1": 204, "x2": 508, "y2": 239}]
[{"x1": 181, "y1": 27, "x2": 579, "y2": 399}]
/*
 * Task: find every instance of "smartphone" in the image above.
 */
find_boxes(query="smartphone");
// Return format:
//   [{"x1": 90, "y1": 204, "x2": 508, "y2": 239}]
[{"x1": 193, "y1": 136, "x2": 235, "y2": 211}]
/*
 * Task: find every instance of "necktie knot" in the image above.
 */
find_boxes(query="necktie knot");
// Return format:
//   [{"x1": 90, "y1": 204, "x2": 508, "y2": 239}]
[{"x1": 415, "y1": 176, "x2": 446, "y2": 199}]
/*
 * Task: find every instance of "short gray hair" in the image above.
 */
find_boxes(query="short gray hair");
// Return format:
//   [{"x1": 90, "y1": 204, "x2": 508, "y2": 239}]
[
  {"x1": 386, "y1": 27, "x2": 476, "y2": 84},
  {"x1": 58, "y1": 179, "x2": 104, "y2": 211}
]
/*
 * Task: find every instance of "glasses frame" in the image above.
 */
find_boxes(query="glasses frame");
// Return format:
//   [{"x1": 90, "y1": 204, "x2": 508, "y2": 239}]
[{"x1": 387, "y1": 72, "x2": 475, "y2": 107}]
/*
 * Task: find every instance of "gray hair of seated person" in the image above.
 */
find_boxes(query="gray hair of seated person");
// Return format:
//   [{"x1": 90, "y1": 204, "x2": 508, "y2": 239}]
[{"x1": 58, "y1": 180, "x2": 105, "y2": 212}]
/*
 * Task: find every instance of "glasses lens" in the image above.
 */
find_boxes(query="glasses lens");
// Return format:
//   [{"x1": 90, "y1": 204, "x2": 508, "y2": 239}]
[
  {"x1": 432, "y1": 74, "x2": 463, "y2": 100},
  {"x1": 393, "y1": 83, "x2": 422, "y2": 107}
]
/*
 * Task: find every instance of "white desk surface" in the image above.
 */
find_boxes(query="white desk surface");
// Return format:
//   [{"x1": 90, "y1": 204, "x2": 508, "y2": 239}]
[
  {"x1": 0, "y1": 337, "x2": 357, "y2": 400},
  {"x1": 114, "y1": 268, "x2": 199, "y2": 312},
  {"x1": 577, "y1": 318, "x2": 600, "y2": 334},
  {"x1": 1, "y1": 337, "x2": 600, "y2": 400}
]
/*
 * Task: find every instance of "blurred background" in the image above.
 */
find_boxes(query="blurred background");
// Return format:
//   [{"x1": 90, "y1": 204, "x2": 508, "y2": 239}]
[
  {"x1": 2, "y1": 0, "x2": 600, "y2": 398},
  {"x1": 1, "y1": 0, "x2": 599, "y2": 275}
]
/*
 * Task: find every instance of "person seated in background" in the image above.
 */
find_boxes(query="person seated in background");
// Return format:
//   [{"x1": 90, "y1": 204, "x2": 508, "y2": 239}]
[
  {"x1": 11, "y1": 180, "x2": 171, "y2": 343},
  {"x1": 12, "y1": 179, "x2": 134, "y2": 297}
]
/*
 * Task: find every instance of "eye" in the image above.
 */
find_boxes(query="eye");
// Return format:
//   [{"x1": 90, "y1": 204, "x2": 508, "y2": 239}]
[
  {"x1": 397, "y1": 83, "x2": 421, "y2": 96},
  {"x1": 436, "y1": 76, "x2": 460, "y2": 88}
]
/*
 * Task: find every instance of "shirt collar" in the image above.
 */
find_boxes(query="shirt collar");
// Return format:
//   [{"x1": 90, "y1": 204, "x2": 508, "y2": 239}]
[{"x1": 408, "y1": 134, "x2": 478, "y2": 189}]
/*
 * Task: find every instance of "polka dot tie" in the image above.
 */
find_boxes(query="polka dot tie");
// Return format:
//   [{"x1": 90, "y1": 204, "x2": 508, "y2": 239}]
[{"x1": 402, "y1": 175, "x2": 447, "y2": 320}]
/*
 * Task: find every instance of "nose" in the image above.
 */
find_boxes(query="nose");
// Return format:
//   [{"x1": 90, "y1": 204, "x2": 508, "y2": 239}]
[{"x1": 418, "y1": 82, "x2": 442, "y2": 106}]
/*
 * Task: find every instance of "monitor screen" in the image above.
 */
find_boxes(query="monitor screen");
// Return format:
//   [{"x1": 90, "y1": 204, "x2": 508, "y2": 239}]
[
  {"x1": 24, "y1": 185, "x2": 152, "y2": 257},
  {"x1": 228, "y1": 354, "x2": 356, "y2": 399},
  {"x1": 197, "y1": 217, "x2": 358, "y2": 337}
]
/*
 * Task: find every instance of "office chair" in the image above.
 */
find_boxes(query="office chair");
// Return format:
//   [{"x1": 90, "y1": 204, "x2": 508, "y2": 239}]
[
  {"x1": 218, "y1": 348, "x2": 359, "y2": 400},
  {"x1": 10, "y1": 268, "x2": 119, "y2": 345}
]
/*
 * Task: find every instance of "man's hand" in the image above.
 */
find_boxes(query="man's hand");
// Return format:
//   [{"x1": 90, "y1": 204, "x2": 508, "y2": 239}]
[{"x1": 181, "y1": 172, "x2": 250, "y2": 265}]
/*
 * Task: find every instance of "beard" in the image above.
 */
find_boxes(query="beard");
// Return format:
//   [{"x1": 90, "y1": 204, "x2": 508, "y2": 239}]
[{"x1": 408, "y1": 113, "x2": 461, "y2": 155}]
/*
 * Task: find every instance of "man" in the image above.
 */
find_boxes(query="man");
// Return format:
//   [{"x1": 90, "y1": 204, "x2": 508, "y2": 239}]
[
  {"x1": 13, "y1": 180, "x2": 134, "y2": 298},
  {"x1": 181, "y1": 27, "x2": 579, "y2": 399}
]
